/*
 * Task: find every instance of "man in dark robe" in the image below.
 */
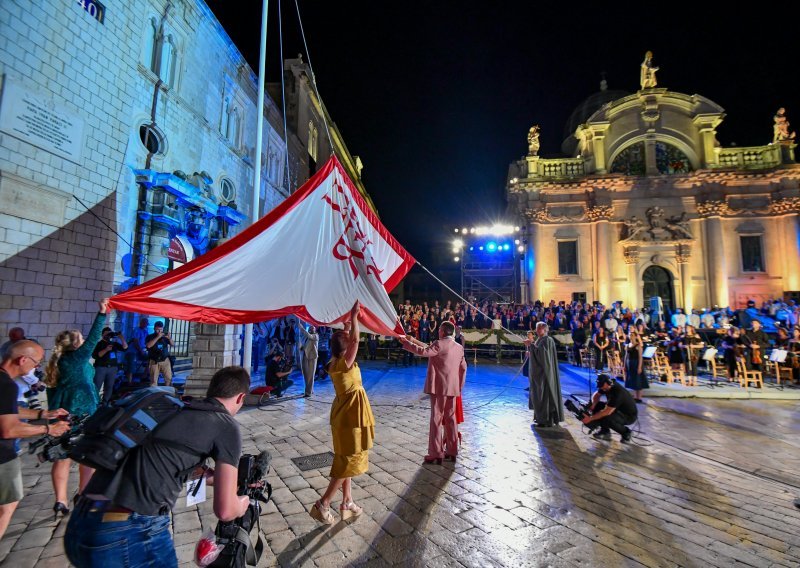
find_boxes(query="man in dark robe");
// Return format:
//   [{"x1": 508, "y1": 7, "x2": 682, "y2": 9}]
[{"x1": 526, "y1": 322, "x2": 564, "y2": 427}]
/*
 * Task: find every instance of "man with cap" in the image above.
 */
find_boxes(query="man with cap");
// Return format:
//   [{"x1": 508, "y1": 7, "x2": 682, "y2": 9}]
[
  {"x1": 92, "y1": 327, "x2": 128, "y2": 403},
  {"x1": 145, "y1": 321, "x2": 173, "y2": 386}
]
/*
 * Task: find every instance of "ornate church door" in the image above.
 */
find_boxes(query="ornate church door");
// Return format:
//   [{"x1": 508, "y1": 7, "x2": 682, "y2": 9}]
[{"x1": 642, "y1": 266, "x2": 675, "y2": 312}]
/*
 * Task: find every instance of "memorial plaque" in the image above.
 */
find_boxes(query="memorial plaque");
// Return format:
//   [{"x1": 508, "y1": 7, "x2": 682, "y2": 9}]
[
  {"x1": 0, "y1": 172, "x2": 69, "y2": 227},
  {"x1": 0, "y1": 77, "x2": 86, "y2": 163}
]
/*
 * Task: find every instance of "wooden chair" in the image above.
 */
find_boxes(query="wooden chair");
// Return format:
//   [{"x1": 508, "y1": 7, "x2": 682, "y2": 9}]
[
  {"x1": 736, "y1": 359, "x2": 763, "y2": 388},
  {"x1": 607, "y1": 351, "x2": 624, "y2": 377},
  {"x1": 768, "y1": 360, "x2": 792, "y2": 385},
  {"x1": 579, "y1": 349, "x2": 595, "y2": 369},
  {"x1": 650, "y1": 352, "x2": 669, "y2": 382}
]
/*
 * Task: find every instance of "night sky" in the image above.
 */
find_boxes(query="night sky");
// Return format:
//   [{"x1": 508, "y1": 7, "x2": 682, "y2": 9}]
[{"x1": 206, "y1": 1, "x2": 799, "y2": 266}]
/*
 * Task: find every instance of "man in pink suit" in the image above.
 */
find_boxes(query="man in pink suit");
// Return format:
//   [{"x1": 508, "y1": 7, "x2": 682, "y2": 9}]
[{"x1": 400, "y1": 321, "x2": 467, "y2": 464}]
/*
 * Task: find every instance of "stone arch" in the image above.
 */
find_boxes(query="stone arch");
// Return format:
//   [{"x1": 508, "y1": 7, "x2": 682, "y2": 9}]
[{"x1": 608, "y1": 134, "x2": 700, "y2": 174}]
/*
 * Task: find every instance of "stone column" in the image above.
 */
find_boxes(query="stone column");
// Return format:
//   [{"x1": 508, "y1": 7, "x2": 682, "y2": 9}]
[
  {"x1": 624, "y1": 247, "x2": 639, "y2": 309},
  {"x1": 595, "y1": 219, "x2": 612, "y2": 304},
  {"x1": 703, "y1": 214, "x2": 729, "y2": 307},
  {"x1": 677, "y1": 244, "x2": 692, "y2": 311},
  {"x1": 527, "y1": 221, "x2": 541, "y2": 302},
  {"x1": 185, "y1": 323, "x2": 242, "y2": 398},
  {"x1": 783, "y1": 212, "x2": 800, "y2": 292},
  {"x1": 589, "y1": 122, "x2": 611, "y2": 173}
]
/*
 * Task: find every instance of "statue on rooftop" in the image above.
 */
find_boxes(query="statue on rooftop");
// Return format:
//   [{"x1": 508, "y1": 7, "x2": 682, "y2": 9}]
[
  {"x1": 527, "y1": 125, "x2": 541, "y2": 156},
  {"x1": 640, "y1": 51, "x2": 659, "y2": 90},
  {"x1": 773, "y1": 108, "x2": 796, "y2": 143}
]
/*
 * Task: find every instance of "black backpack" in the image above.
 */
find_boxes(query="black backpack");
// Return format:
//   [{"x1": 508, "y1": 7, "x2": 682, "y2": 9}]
[{"x1": 69, "y1": 387, "x2": 222, "y2": 471}]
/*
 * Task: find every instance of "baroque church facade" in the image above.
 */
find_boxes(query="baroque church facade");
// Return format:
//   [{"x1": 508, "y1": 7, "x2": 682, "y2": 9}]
[{"x1": 507, "y1": 53, "x2": 800, "y2": 312}]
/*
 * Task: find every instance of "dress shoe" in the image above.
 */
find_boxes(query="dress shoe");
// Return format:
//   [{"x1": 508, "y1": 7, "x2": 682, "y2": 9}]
[
  {"x1": 444, "y1": 454, "x2": 456, "y2": 462},
  {"x1": 423, "y1": 456, "x2": 442, "y2": 465},
  {"x1": 53, "y1": 502, "x2": 70, "y2": 520}
]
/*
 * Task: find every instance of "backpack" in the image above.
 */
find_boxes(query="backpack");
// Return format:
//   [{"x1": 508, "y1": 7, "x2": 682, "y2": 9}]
[{"x1": 69, "y1": 387, "x2": 222, "y2": 471}]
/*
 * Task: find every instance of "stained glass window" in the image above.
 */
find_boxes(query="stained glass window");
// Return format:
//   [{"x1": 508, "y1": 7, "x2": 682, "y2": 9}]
[
  {"x1": 609, "y1": 142, "x2": 646, "y2": 176},
  {"x1": 655, "y1": 142, "x2": 692, "y2": 174}
]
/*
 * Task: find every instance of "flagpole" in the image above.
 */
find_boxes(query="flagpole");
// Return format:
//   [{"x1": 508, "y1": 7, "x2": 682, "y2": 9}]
[{"x1": 243, "y1": 0, "x2": 269, "y2": 373}]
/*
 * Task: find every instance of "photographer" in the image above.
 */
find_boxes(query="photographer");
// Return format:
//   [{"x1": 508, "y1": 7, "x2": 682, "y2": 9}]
[
  {"x1": 65, "y1": 366, "x2": 252, "y2": 568},
  {"x1": 581, "y1": 374, "x2": 637, "y2": 443},
  {"x1": 266, "y1": 351, "x2": 292, "y2": 397},
  {"x1": 145, "y1": 321, "x2": 173, "y2": 386},
  {"x1": 92, "y1": 327, "x2": 127, "y2": 404},
  {"x1": 0, "y1": 341, "x2": 70, "y2": 540}
]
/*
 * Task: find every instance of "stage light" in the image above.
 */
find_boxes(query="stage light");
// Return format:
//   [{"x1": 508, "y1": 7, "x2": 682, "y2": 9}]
[
  {"x1": 503, "y1": 244, "x2": 510, "y2": 251},
  {"x1": 453, "y1": 238, "x2": 463, "y2": 248},
  {"x1": 469, "y1": 246, "x2": 474, "y2": 251},
  {"x1": 452, "y1": 248, "x2": 459, "y2": 254},
  {"x1": 454, "y1": 228, "x2": 459, "y2": 233},
  {"x1": 518, "y1": 245, "x2": 524, "y2": 252},
  {"x1": 479, "y1": 246, "x2": 484, "y2": 251},
  {"x1": 470, "y1": 228, "x2": 476, "y2": 234},
  {"x1": 515, "y1": 226, "x2": 520, "y2": 231},
  {"x1": 487, "y1": 242, "x2": 497, "y2": 252},
  {"x1": 462, "y1": 227, "x2": 468, "y2": 233},
  {"x1": 454, "y1": 256, "x2": 460, "y2": 262},
  {"x1": 514, "y1": 239, "x2": 520, "y2": 245}
]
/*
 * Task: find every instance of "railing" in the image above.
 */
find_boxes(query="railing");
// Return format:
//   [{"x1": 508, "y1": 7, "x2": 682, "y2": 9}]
[
  {"x1": 713, "y1": 144, "x2": 782, "y2": 170},
  {"x1": 168, "y1": 318, "x2": 192, "y2": 358},
  {"x1": 527, "y1": 157, "x2": 586, "y2": 180}
]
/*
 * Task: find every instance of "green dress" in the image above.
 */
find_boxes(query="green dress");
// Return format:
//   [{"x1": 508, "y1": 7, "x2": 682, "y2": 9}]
[{"x1": 47, "y1": 313, "x2": 106, "y2": 417}]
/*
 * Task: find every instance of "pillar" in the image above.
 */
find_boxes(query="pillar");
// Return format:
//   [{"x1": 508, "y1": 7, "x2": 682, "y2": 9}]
[
  {"x1": 595, "y1": 220, "x2": 612, "y2": 304},
  {"x1": 624, "y1": 247, "x2": 639, "y2": 309},
  {"x1": 186, "y1": 323, "x2": 243, "y2": 398},
  {"x1": 527, "y1": 222, "x2": 541, "y2": 302},
  {"x1": 704, "y1": 216, "x2": 729, "y2": 307},
  {"x1": 783, "y1": 213, "x2": 800, "y2": 292},
  {"x1": 677, "y1": 245, "x2": 692, "y2": 312}
]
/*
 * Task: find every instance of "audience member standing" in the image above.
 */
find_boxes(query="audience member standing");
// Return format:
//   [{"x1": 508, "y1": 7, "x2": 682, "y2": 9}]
[
  {"x1": 624, "y1": 329, "x2": 647, "y2": 403},
  {"x1": 125, "y1": 317, "x2": 149, "y2": 383},
  {"x1": 45, "y1": 299, "x2": 110, "y2": 518},
  {"x1": 145, "y1": 321, "x2": 173, "y2": 386},
  {"x1": 92, "y1": 327, "x2": 127, "y2": 404},
  {"x1": 298, "y1": 324, "x2": 319, "y2": 398}
]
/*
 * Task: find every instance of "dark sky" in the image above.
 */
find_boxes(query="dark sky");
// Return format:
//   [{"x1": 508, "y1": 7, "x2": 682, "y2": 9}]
[{"x1": 206, "y1": 1, "x2": 798, "y2": 265}]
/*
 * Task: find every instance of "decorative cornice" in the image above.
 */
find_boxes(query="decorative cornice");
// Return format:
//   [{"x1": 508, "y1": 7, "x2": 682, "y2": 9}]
[
  {"x1": 695, "y1": 199, "x2": 730, "y2": 217},
  {"x1": 771, "y1": 196, "x2": 800, "y2": 214},
  {"x1": 623, "y1": 246, "x2": 639, "y2": 265}
]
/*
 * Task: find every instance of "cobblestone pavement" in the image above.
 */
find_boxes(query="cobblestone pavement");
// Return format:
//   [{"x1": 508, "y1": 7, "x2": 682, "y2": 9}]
[{"x1": 1, "y1": 359, "x2": 799, "y2": 567}]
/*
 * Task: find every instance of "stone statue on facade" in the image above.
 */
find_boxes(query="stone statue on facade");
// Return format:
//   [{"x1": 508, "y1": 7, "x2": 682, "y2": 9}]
[
  {"x1": 640, "y1": 51, "x2": 658, "y2": 89},
  {"x1": 773, "y1": 108, "x2": 796, "y2": 143},
  {"x1": 665, "y1": 212, "x2": 693, "y2": 239},
  {"x1": 622, "y1": 216, "x2": 647, "y2": 240},
  {"x1": 527, "y1": 125, "x2": 541, "y2": 156}
]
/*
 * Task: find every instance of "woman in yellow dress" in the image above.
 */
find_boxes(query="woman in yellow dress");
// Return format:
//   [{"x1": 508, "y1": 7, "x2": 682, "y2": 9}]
[{"x1": 309, "y1": 301, "x2": 375, "y2": 524}]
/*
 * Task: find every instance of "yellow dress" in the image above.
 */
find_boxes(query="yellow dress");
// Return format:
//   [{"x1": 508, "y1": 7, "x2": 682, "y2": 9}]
[{"x1": 328, "y1": 358, "x2": 375, "y2": 478}]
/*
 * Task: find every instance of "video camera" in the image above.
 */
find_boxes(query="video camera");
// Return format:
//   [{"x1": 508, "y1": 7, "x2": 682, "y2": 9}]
[
  {"x1": 564, "y1": 395, "x2": 599, "y2": 432},
  {"x1": 28, "y1": 414, "x2": 90, "y2": 463},
  {"x1": 205, "y1": 450, "x2": 273, "y2": 567}
]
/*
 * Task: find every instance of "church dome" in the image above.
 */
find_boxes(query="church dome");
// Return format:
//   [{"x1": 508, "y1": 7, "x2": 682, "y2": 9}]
[{"x1": 561, "y1": 85, "x2": 629, "y2": 155}]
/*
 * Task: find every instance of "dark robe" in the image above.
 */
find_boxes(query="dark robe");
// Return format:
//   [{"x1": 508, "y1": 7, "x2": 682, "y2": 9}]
[{"x1": 527, "y1": 335, "x2": 564, "y2": 425}]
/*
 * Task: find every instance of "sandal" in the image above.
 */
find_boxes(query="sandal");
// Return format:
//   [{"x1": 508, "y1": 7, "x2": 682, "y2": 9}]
[
  {"x1": 309, "y1": 500, "x2": 335, "y2": 524},
  {"x1": 339, "y1": 500, "x2": 363, "y2": 521}
]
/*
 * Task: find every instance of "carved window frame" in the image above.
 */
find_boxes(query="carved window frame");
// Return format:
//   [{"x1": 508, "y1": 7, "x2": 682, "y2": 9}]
[
  {"x1": 739, "y1": 234, "x2": 766, "y2": 274},
  {"x1": 556, "y1": 239, "x2": 579, "y2": 276}
]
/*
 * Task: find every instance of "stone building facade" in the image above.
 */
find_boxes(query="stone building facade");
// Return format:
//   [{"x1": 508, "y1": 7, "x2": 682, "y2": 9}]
[
  {"x1": 507, "y1": 57, "x2": 800, "y2": 311},
  {"x1": 0, "y1": 0, "x2": 373, "y2": 390}
]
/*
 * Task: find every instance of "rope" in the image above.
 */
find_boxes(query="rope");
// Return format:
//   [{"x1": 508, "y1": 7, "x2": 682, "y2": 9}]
[
  {"x1": 414, "y1": 261, "x2": 527, "y2": 342},
  {"x1": 293, "y1": 0, "x2": 334, "y2": 151},
  {"x1": 71, "y1": 194, "x2": 166, "y2": 276},
  {"x1": 278, "y1": 0, "x2": 291, "y2": 193}
]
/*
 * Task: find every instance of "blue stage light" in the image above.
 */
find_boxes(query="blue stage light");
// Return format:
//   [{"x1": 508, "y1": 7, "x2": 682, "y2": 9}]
[
  {"x1": 503, "y1": 244, "x2": 510, "y2": 251},
  {"x1": 469, "y1": 246, "x2": 474, "y2": 251},
  {"x1": 487, "y1": 242, "x2": 497, "y2": 252},
  {"x1": 478, "y1": 246, "x2": 484, "y2": 251}
]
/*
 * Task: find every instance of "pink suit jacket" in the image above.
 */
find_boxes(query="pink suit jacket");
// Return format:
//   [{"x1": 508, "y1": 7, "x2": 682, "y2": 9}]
[{"x1": 404, "y1": 337, "x2": 467, "y2": 396}]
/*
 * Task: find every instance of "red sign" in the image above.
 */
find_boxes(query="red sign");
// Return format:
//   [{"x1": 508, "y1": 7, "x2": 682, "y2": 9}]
[{"x1": 166, "y1": 237, "x2": 187, "y2": 263}]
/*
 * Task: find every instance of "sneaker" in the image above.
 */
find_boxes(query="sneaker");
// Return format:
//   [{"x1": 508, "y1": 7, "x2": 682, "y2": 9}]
[
  {"x1": 621, "y1": 428, "x2": 633, "y2": 443},
  {"x1": 592, "y1": 429, "x2": 611, "y2": 441}
]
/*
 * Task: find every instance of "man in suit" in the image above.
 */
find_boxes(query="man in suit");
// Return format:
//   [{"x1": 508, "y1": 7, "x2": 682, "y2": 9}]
[{"x1": 400, "y1": 321, "x2": 467, "y2": 464}]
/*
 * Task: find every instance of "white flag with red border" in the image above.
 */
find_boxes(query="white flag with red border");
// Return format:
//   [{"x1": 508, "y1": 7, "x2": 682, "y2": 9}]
[{"x1": 109, "y1": 156, "x2": 414, "y2": 336}]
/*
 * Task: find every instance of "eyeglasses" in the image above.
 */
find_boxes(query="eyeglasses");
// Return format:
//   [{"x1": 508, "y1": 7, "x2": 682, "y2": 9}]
[{"x1": 25, "y1": 355, "x2": 43, "y2": 367}]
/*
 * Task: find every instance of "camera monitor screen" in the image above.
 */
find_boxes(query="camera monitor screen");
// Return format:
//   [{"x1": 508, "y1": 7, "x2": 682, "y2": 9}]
[{"x1": 642, "y1": 346, "x2": 657, "y2": 359}]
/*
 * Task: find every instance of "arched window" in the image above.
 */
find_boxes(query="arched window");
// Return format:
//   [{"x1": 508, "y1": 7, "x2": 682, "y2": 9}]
[
  {"x1": 146, "y1": 17, "x2": 159, "y2": 73},
  {"x1": 655, "y1": 142, "x2": 692, "y2": 174},
  {"x1": 218, "y1": 178, "x2": 236, "y2": 204},
  {"x1": 146, "y1": 19, "x2": 179, "y2": 89},
  {"x1": 610, "y1": 142, "x2": 646, "y2": 176},
  {"x1": 308, "y1": 121, "x2": 318, "y2": 161},
  {"x1": 159, "y1": 34, "x2": 177, "y2": 87}
]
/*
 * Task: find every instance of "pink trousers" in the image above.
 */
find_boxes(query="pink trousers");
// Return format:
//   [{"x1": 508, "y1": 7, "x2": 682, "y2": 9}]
[{"x1": 428, "y1": 394, "x2": 458, "y2": 458}]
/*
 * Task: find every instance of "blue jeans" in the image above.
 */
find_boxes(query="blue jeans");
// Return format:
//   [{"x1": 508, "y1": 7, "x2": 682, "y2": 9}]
[{"x1": 64, "y1": 507, "x2": 177, "y2": 568}]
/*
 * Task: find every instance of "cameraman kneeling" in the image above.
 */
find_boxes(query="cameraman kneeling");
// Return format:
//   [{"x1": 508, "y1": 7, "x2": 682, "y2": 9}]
[
  {"x1": 581, "y1": 374, "x2": 637, "y2": 443},
  {"x1": 65, "y1": 367, "x2": 252, "y2": 568}
]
